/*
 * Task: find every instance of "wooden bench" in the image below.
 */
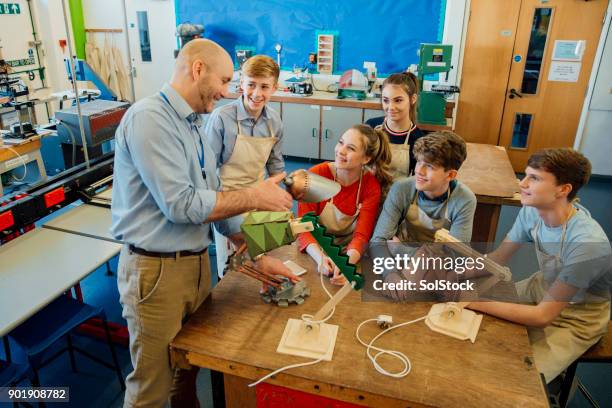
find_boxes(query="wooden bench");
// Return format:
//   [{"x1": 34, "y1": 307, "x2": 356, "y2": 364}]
[{"x1": 559, "y1": 321, "x2": 612, "y2": 407}]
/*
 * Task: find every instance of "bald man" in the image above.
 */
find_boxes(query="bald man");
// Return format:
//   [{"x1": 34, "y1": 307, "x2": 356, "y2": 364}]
[{"x1": 111, "y1": 39, "x2": 295, "y2": 407}]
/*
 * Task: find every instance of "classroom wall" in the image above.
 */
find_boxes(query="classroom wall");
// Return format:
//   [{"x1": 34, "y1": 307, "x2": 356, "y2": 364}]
[
  {"x1": 0, "y1": 0, "x2": 63, "y2": 121},
  {"x1": 80, "y1": 0, "x2": 129, "y2": 73},
  {"x1": 174, "y1": 0, "x2": 447, "y2": 75},
  {"x1": 576, "y1": 9, "x2": 612, "y2": 177}
]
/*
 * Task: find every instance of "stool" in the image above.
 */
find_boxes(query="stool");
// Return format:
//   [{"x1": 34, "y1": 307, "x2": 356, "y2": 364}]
[{"x1": 559, "y1": 321, "x2": 612, "y2": 408}]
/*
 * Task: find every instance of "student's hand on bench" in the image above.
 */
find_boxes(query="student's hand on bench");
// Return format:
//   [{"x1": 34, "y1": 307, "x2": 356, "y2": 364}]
[
  {"x1": 318, "y1": 256, "x2": 346, "y2": 286},
  {"x1": 256, "y1": 255, "x2": 300, "y2": 292}
]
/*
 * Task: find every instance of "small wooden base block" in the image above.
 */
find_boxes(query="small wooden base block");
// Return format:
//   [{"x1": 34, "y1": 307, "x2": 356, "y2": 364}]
[
  {"x1": 277, "y1": 318, "x2": 338, "y2": 361},
  {"x1": 425, "y1": 303, "x2": 483, "y2": 343}
]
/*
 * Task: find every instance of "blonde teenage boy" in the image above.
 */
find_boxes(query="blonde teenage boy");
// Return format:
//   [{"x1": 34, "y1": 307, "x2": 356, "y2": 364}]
[{"x1": 205, "y1": 55, "x2": 284, "y2": 276}]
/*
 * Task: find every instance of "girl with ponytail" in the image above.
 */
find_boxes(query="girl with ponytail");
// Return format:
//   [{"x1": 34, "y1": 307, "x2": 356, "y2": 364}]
[
  {"x1": 297, "y1": 124, "x2": 391, "y2": 285},
  {"x1": 365, "y1": 72, "x2": 425, "y2": 178}
]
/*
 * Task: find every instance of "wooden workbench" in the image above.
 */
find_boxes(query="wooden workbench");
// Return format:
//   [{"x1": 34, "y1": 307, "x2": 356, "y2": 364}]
[
  {"x1": 0, "y1": 135, "x2": 42, "y2": 162},
  {"x1": 0, "y1": 135, "x2": 48, "y2": 196},
  {"x1": 170, "y1": 245, "x2": 547, "y2": 408},
  {"x1": 458, "y1": 143, "x2": 521, "y2": 242}
]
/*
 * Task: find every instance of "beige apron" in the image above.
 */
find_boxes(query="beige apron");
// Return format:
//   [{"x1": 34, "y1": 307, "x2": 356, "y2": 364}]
[
  {"x1": 516, "y1": 211, "x2": 610, "y2": 383},
  {"x1": 218, "y1": 111, "x2": 277, "y2": 191},
  {"x1": 397, "y1": 187, "x2": 452, "y2": 243},
  {"x1": 215, "y1": 109, "x2": 277, "y2": 277},
  {"x1": 377, "y1": 121, "x2": 416, "y2": 178},
  {"x1": 318, "y1": 164, "x2": 363, "y2": 247}
]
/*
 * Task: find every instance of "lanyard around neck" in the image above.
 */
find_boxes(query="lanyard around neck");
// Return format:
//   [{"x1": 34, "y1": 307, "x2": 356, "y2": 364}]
[{"x1": 160, "y1": 91, "x2": 205, "y2": 170}]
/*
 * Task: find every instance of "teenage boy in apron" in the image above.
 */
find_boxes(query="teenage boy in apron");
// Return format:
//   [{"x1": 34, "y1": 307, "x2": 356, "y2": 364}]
[
  {"x1": 370, "y1": 131, "x2": 477, "y2": 300},
  {"x1": 205, "y1": 55, "x2": 284, "y2": 277},
  {"x1": 467, "y1": 148, "x2": 611, "y2": 384}
]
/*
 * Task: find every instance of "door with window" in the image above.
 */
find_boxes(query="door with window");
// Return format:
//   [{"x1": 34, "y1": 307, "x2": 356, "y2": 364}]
[
  {"x1": 125, "y1": 0, "x2": 177, "y2": 100},
  {"x1": 456, "y1": 0, "x2": 607, "y2": 171}
]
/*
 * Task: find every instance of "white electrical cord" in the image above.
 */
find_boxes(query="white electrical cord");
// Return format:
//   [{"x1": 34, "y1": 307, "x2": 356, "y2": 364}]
[
  {"x1": 300, "y1": 264, "x2": 337, "y2": 324},
  {"x1": 248, "y1": 354, "x2": 327, "y2": 388},
  {"x1": 355, "y1": 313, "x2": 438, "y2": 378},
  {"x1": 3, "y1": 146, "x2": 28, "y2": 182},
  {"x1": 248, "y1": 266, "x2": 338, "y2": 387}
]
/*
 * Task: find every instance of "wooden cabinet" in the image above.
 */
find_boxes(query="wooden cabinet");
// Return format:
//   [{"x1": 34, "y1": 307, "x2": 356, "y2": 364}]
[
  {"x1": 282, "y1": 103, "x2": 320, "y2": 159},
  {"x1": 320, "y1": 106, "x2": 362, "y2": 161}
]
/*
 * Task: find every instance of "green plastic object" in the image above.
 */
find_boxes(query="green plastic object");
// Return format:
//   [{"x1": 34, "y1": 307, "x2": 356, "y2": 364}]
[
  {"x1": 241, "y1": 211, "x2": 295, "y2": 258},
  {"x1": 301, "y1": 212, "x2": 364, "y2": 290},
  {"x1": 337, "y1": 88, "x2": 367, "y2": 101},
  {"x1": 68, "y1": 0, "x2": 86, "y2": 59}
]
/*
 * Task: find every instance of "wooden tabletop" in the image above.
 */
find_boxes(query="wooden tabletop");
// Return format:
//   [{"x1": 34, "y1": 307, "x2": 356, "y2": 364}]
[
  {"x1": 458, "y1": 143, "x2": 520, "y2": 204},
  {"x1": 0, "y1": 137, "x2": 42, "y2": 162},
  {"x1": 225, "y1": 92, "x2": 455, "y2": 131},
  {"x1": 171, "y1": 245, "x2": 547, "y2": 408},
  {"x1": 227, "y1": 91, "x2": 384, "y2": 110}
]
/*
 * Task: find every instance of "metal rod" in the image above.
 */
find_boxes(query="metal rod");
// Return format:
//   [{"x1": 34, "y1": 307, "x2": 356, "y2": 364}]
[
  {"x1": 242, "y1": 264, "x2": 284, "y2": 284},
  {"x1": 242, "y1": 265, "x2": 282, "y2": 286},
  {"x1": 237, "y1": 266, "x2": 281, "y2": 288},
  {"x1": 61, "y1": 0, "x2": 90, "y2": 168}
]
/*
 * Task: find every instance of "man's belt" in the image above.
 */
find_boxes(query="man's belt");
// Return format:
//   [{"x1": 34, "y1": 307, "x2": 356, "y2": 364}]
[{"x1": 128, "y1": 244, "x2": 207, "y2": 259}]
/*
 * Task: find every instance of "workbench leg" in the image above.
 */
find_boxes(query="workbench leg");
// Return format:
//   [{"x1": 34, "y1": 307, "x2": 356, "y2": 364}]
[
  {"x1": 210, "y1": 370, "x2": 226, "y2": 408},
  {"x1": 472, "y1": 203, "x2": 501, "y2": 243},
  {"x1": 223, "y1": 374, "x2": 256, "y2": 408}
]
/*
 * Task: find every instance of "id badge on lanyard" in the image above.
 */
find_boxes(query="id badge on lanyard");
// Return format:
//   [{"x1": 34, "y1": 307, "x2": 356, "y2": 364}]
[
  {"x1": 196, "y1": 136, "x2": 207, "y2": 181},
  {"x1": 160, "y1": 91, "x2": 206, "y2": 181}
]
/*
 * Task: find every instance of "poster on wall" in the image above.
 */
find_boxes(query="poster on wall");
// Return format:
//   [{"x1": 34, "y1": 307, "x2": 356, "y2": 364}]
[
  {"x1": 548, "y1": 61, "x2": 581, "y2": 82},
  {"x1": 174, "y1": 0, "x2": 445, "y2": 74}
]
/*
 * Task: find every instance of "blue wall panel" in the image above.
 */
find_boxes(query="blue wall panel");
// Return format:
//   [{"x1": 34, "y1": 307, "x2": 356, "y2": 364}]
[{"x1": 175, "y1": 0, "x2": 445, "y2": 74}]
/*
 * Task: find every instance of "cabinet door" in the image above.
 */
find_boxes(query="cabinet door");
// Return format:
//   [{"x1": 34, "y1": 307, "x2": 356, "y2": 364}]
[
  {"x1": 320, "y1": 106, "x2": 362, "y2": 161},
  {"x1": 269, "y1": 101, "x2": 281, "y2": 115},
  {"x1": 364, "y1": 108, "x2": 384, "y2": 124},
  {"x1": 282, "y1": 103, "x2": 320, "y2": 159}
]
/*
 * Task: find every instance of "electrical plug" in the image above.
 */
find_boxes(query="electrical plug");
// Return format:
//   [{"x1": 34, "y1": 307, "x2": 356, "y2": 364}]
[{"x1": 377, "y1": 314, "x2": 393, "y2": 330}]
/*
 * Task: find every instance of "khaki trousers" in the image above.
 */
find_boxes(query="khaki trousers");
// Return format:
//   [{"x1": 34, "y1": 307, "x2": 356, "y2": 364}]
[{"x1": 117, "y1": 246, "x2": 212, "y2": 408}]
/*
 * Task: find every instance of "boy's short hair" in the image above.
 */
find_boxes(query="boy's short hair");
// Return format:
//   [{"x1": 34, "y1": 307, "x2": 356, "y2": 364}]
[
  {"x1": 413, "y1": 131, "x2": 467, "y2": 171},
  {"x1": 527, "y1": 148, "x2": 591, "y2": 200},
  {"x1": 241, "y1": 55, "x2": 280, "y2": 82}
]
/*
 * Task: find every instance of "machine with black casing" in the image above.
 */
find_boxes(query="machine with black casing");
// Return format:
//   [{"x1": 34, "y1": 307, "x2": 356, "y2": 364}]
[
  {"x1": 174, "y1": 23, "x2": 204, "y2": 57},
  {"x1": 288, "y1": 82, "x2": 313, "y2": 96},
  {"x1": 55, "y1": 100, "x2": 129, "y2": 147}
]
